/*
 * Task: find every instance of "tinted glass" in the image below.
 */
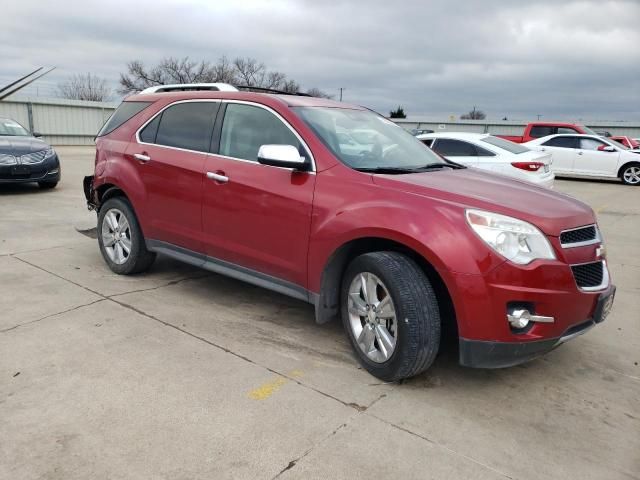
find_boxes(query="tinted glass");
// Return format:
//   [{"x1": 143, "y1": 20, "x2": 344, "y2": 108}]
[
  {"x1": 481, "y1": 135, "x2": 529, "y2": 154},
  {"x1": 529, "y1": 126, "x2": 554, "y2": 138},
  {"x1": 219, "y1": 103, "x2": 304, "y2": 161},
  {"x1": 139, "y1": 115, "x2": 160, "y2": 143},
  {"x1": 294, "y1": 107, "x2": 445, "y2": 169},
  {"x1": 475, "y1": 145, "x2": 496, "y2": 157},
  {"x1": 580, "y1": 137, "x2": 607, "y2": 150},
  {"x1": 97, "y1": 101, "x2": 151, "y2": 136},
  {"x1": 542, "y1": 136, "x2": 578, "y2": 148},
  {"x1": 421, "y1": 139, "x2": 434, "y2": 147},
  {"x1": 433, "y1": 139, "x2": 477, "y2": 156},
  {"x1": 0, "y1": 118, "x2": 30, "y2": 136},
  {"x1": 155, "y1": 102, "x2": 217, "y2": 152},
  {"x1": 557, "y1": 127, "x2": 577, "y2": 134}
]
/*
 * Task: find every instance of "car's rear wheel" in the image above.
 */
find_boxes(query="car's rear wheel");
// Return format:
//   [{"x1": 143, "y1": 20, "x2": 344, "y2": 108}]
[
  {"x1": 620, "y1": 163, "x2": 640, "y2": 186},
  {"x1": 341, "y1": 252, "x2": 441, "y2": 382},
  {"x1": 98, "y1": 197, "x2": 156, "y2": 274}
]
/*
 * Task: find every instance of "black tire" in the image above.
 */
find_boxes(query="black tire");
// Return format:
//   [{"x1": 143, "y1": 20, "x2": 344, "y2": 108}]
[
  {"x1": 619, "y1": 163, "x2": 640, "y2": 186},
  {"x1": 38, "y1": 181, "x2": 58, "y2": 189},
  {"x1": 97, "y1": 197, "x2": 156, "y2": 274},
  {"x1": 341, "y1": 252, "x2": 441, "y2": 382}
]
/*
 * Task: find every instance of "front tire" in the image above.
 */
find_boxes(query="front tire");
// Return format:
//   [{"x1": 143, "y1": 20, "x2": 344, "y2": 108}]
[
  {"x1": 341, "y1": 252, "x2": 441, "y2": 382},
  {"x1": 620, "y1": 163, "x2": 640, "y2": 186},
  {"x1": 97, "y1": 197, "x2": 156, "y2": 274}
]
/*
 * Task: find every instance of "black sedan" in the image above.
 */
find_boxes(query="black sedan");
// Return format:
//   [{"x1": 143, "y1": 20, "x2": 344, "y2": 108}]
[{"x1": 0, "y1": 117, "x2": 60, "y2": 189}]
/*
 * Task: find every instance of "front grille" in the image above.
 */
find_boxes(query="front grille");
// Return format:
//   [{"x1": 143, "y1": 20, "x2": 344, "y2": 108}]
[
  {"x1": 571, "y1": 261, "x2": 604, "y2": 288},
  {"x1": 20, "y1": 150, "x2": 47, "y2": 164},
  {"x1": 560, "y1": 225, "x2": 597, "y2": 246},
  {"x1": 0, "y1": 154, "x2": 17, "y2": 165}
]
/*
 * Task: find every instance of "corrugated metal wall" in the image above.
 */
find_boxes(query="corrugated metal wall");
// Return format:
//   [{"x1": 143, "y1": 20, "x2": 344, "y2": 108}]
[{"x1": 0, "y1": 97, "x2": 117, "y2": 145}]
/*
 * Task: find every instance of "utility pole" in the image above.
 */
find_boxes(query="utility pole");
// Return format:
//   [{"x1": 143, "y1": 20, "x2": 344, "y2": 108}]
[
  {"x1": 537, "y1": 114, "x2": 542, "y2": 120},
  {"x1": 339, "y1": 87, "x2": 344, "y2": 101}
]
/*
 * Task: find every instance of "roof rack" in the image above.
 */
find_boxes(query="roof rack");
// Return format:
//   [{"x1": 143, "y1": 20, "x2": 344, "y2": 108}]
[
  {"x1": 140, "y1": 83, "x2": 239, "y2": 94},
  {"x1": 236, "y1": 86, "x2": 312, "y2": 97}
]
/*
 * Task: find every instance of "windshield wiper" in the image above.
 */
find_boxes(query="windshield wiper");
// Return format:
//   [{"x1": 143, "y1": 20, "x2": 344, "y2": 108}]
[
  {"x1": 414, "y1": 162, "x2": 465, "y2": 170},
  {"x1": 354, "y1": 163, "x2": 465, "y2": 174}
]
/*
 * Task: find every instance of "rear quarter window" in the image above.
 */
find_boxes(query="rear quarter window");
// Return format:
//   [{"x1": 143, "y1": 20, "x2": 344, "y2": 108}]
[{"x1": 97, "y1": 101, "x2": 152, "y2": 137}]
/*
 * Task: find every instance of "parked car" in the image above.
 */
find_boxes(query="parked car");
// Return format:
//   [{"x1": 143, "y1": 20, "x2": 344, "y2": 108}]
[
  {"x1": 496, "y1": 122, "x2": 598, "y2": 144},
  {"x1": 417, "y1": 132, "x2": 554, "y2": 188},
  {"x1": 0, "y1": 117, "x2": 60, "y2": 188},
  {"x1": 610, "y1": 136, "x2": 640, "y2": 150},
  {"x1": 525, "y1": 134, "x2": 640, "y2": 185},
  {"x1": 85, "y1": 83, "x2": 615, "y2": 381},
  {"x1": 410, "y1": 128, "x2": 434, "y2": 136}
]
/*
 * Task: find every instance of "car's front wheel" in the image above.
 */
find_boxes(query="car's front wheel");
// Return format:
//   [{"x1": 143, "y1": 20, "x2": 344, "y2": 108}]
[
  {"x1": 341, "y1": 252, "x2": 441, "y2": 382},
  {"x1": 620, "y1": 163, "x2": 640, "y2": 186},
  {"x1": 97, "y1": 197, "x2": 156, "y2": 274}
]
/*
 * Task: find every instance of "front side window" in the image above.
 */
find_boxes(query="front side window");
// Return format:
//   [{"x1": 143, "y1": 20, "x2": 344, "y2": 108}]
[
  {"x1": 580, "y1": 137, "x2": 607, "y2": 151},
  {"x1": 542, "y1": 136, "x2": 578, "y2": 149},
  {"x1": 433, "y1": 139, "x2": 477, "y2": 157},
  {"x1": 98, "y1": 101, "x2": 151, "y2": 137},
  {"x1": 530, "y1": 126, "x2": 554, "y2": 138},
  {"x1": 154, "y1": 102, "x2": 218, "y2": 152},
  {"x1": 219, "y1": 103, "x2": 304, "y2": 162},
  {"x1": 0, "y1": 118, "x2": 30, "y2": 136}
]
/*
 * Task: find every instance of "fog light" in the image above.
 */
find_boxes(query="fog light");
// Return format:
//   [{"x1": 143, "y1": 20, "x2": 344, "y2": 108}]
[
  {"x1": 507, "y1": 309, "x2": 531, "y2": 329},
  {"x1": 47, "y1": 168, "x2": 59, "y2": 175}
]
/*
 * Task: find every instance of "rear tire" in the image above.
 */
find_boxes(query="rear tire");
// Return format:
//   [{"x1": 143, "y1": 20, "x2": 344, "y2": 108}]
[
  {"x1": 341, "y1": 252, "x2": 441, "y2": 382},
  {"x1": 620, "y1": 163, "x2": 640, "y2": 186},
  {"x1": 97, "y1": 197, "x2": 156, "y2": 274}
]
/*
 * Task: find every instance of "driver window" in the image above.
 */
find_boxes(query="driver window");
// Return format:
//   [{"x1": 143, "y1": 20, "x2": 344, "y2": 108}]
[
  {"x1": 219, "y1": 103, "x2": 304, "y2": 162},
  {"x1": 579, "y1": 138, "x2": 607, "y2": 151}
]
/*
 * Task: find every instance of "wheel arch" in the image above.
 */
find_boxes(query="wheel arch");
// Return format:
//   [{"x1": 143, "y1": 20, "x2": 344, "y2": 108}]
[
  {"x1": 314, "y1": 236, "x2": 458, "y2": 343},
  {"x1": 618, "y1": 160, "x2": 640, "y2": 179}
]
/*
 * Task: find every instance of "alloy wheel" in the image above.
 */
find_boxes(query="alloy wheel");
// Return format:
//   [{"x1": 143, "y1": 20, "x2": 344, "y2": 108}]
[
  {"x1": 101, "y1": 208, "x2": 132, "y2": 265},
  {"x1": 347, "y1": 272, "x2": 398, "y2": 363},
  {"x1": 623, "y1": 166, "x2": 640, "y2": 184}
]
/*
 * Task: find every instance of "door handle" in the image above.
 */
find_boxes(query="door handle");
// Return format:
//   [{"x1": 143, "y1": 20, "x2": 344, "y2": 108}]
[
  {"x1": 134, "y1": 153, "x2": 151, "y2": 162},
  {"x1": 540, "y1": 148, "x2": 546, "y2": 152},
  {"x1": 206, "y1": 171, "x2": 229, "y2": 183},
  {"x1": 577, "y1": 151, "x2": 583, "y2": 155}
]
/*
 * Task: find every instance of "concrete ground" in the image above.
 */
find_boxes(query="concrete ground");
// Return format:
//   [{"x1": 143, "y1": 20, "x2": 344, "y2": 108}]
[{"x1": 1, "y1": 147, "x2": 639, "y2": 480}]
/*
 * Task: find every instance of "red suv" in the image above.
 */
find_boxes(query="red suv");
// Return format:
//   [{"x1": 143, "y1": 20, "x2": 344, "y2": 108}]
[{"x1": 84, "y1": 83, "x2": 615, "y2": 381}]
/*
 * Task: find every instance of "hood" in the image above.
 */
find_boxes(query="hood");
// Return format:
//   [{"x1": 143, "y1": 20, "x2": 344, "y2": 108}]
[
  {"x1": 372, "y1": 168, "x2": 594, "y2": 236},
  {"x1": 0, "y1": 136, "x2": 49, "y2": 155}
]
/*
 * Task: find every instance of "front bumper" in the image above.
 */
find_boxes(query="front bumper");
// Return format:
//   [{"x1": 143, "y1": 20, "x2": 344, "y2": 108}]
[
  {"x1": 459, "y1": 284, "x2": 615, "y2": 368},
  {"x1": 0, "y1": 154, "x2": 60, "y2": 184}
]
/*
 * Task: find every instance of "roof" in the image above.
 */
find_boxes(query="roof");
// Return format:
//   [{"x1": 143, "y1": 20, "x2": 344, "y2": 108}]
[{"x1": 128, "y1": 90, "x2": 361, "y2": 110}]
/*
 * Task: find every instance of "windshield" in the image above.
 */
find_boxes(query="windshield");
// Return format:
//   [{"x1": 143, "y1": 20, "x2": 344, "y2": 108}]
[
  {"x1": 0, "y1": 118, "x2": 30, "y2": 136},
  {"x1": 607, "y1": 138, "x2": 629, "y2": 150},
  {"x1": 580, "y1": 125, "x2": 599, "y2": 136},
  {"x1": 481, "y1": 135, "x2": 530, "y2": 154},
  {"x1": 293, "y1": 107, "x2": 447, "y2": 170}
]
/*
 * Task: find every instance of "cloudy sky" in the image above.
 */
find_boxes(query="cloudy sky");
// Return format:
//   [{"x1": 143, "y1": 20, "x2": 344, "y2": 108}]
[{"x1": 1, "y1": 0, "x2": 639, "y2": 120}]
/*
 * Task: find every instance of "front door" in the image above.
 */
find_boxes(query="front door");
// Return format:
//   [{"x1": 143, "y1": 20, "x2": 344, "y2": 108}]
[
  {"x1": 202, "y1": 102, "x2": 316, "y2": 290},
  {"x1": 574, "y1": 137, "x2": 621, "y2": 177}
]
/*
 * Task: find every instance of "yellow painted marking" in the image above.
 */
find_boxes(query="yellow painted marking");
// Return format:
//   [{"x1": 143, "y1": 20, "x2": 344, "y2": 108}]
[
  {"x1": 595, "y1": 204, "x2": 609, "y2": 214},
  {"x1": 289, "y1": 369, "x2": 304, "y2": 378},
  {"x1": 248, "y1": 377, "x2": 288, "y2": 400}
]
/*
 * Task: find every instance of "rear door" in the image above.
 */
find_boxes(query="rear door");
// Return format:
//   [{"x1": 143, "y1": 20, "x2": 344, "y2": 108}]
[
  {"x1": 129, "y1": 100, "x2": 219, "y2": 252},
  {"x1": 574, "y1": 137, "x2": 620, "y2": 177},
  {"x1": 431, "y1": 138, "x2": 479, "y2": 166},
  {"x1": 201, "y1": 102, "x2": 316, "y2": 291},
  {"x1": 539, "y1": 136, "x2": 578, "y2": 173}
]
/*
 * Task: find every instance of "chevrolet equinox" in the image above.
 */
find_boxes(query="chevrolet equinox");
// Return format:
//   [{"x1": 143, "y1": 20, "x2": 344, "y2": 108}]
[{"x1": 84, "y1": 83, "x2": 615, "y2": 381}]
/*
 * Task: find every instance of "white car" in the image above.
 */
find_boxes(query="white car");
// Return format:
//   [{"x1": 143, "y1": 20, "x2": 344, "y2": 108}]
[
  {"x1": 525, "y1": 134, "x2": 640, "y2": 186},
  {"x1": 417, "y1": 132, "x2": 554, "y2": 188}
]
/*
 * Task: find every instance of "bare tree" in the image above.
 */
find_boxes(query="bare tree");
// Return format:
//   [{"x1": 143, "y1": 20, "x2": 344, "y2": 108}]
[
  {"x1": 305, "y1": 87, "x2": 333, "y2": 99},
  {"x1": 461, "y1": 106, "x2": 486, "y2": 120},
  {"x1": 58, "y1": 73, "x2": 112, "y2": 101}
]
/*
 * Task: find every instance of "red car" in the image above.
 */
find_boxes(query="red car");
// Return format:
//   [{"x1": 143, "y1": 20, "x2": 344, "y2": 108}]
[
  {"x1": 497, "y1": 122, "x2": 598, "y2": 143},
  {"x1": 84, "y1": 84, "x2": 615, "y2": 381},
  {"x1": 611, "y1": 136, "x2": 640, "y2": 150}
]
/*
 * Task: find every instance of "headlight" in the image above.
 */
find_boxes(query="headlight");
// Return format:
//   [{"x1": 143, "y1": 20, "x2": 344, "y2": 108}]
[
  {"x1": 465, "y1": 209, "x2": 556, "y2": 265},
  {"x1": 44, "y1": 147, "x2": 56, "y2": 158}
]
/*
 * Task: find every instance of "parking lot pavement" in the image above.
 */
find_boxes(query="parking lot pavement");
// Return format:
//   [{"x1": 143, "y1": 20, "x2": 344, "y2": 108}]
[{"x1": 1, "y1": 147, "x2": 639, "y2": 479}]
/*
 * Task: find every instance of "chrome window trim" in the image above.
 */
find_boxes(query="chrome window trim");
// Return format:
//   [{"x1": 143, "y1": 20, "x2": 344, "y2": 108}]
[
  {"x1": 570, "y1": 259, "x2": 610, "y2": 292},
  {"x1": 559, "y1": 224, "x2": 601, "y2": 249},
  {"x1": 134, "y1": 98, "x2": 316, "y2": 172}
]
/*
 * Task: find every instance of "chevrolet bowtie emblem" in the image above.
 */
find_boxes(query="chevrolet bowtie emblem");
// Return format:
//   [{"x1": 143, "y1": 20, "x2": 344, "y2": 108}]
[{"x1": 596, "y1": 246, "x2": 606, "y2": 258}]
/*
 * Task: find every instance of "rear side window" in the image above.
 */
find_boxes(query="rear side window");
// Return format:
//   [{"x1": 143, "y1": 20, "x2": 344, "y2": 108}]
[
  {"x1": 219, "y1": 103, "x2": 304, "y2": 162},
  {"x1": 139, "y1": 115, "x2": 161, "y2": 143},
  {"x1": 155, "y1": 102, "x2": 218, "y2": 152},
  {"x1": 529, "y1": 126, "x2": 554, "y2": 138},
  {"x1": 420, "y1": 139, "x2": 434, "y2": 147},
  {"x1": 542, "y1": 136, "x2": 578, "y2": 148},
  {"x1": 97, "y1": 101, "x2": 151, "y2": 137},
  {"x1": 433, "y1": 139, "x2": 477, "y2": 156}
]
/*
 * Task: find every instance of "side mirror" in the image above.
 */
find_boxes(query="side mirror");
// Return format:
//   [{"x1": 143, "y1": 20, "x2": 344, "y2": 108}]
[
  {"x1": 33, "y1": 132, "x2": 43, "y2": 138},
  {"x1": 598, "y1": 145, "x2": 616, "y2": 152},
  {"x1": 257, "y1": 145, "x2": 308, "y2": 170}
]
